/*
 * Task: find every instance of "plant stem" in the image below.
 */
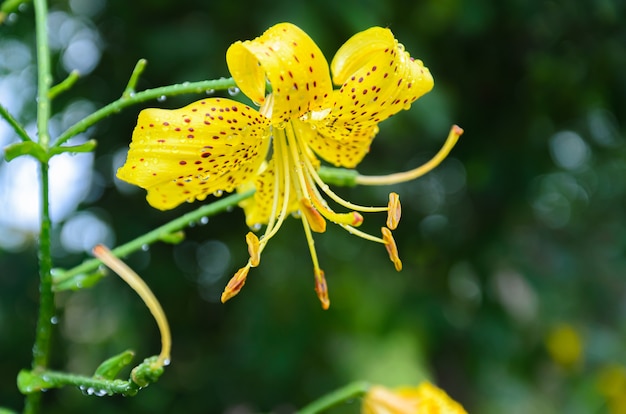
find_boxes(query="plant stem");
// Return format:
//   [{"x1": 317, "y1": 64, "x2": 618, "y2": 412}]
[
  {"x1": 54, "y1": 77, "x2": 237, "y2": 148},
  {"x1": 297, "y1": 381, "x2": 370, "y2": 414},
  {"x1": 53, "y1": 189, "x2": 255, "y2": 287},
  {"x1": 25, "y1": 1, "x2": 54, "y2": 413}
]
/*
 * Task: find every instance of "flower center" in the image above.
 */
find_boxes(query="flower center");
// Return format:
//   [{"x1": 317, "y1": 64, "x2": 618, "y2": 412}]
[{"x1": 222, "y1": 116, "x2": 403, "y2": 309}]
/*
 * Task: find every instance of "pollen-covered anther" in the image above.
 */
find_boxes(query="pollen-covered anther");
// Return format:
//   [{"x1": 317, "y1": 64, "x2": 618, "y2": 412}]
[
  {"x1": 300, "y1": 198, "x2": 327, "y2": 233},
  {"x1": 381, "y1": 227, "x2": 402, "y2": 271},
  {"x1": 386, "y1": 192, "x2": 401, "y2": 230},
  {"x1": 221, "y1": 266, "x2": 250, "y2": 303},
  {"x1": 314, "y1": 267, "x2": 330, "y2": 310},
  {"x1": 246, "y1": 232, "x2": 261, "y2": 267}
]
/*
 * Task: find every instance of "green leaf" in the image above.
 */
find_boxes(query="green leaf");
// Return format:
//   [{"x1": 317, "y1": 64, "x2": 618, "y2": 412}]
[
  {"x1": 17, "y1": 370, "x2": 56, "y2": 394},
  {"x1": 4, "y1": 141, "x2": 48, "y2": 162},
  {"x1": 95, "y1": 350, "x2": 135, "y2": 380}
]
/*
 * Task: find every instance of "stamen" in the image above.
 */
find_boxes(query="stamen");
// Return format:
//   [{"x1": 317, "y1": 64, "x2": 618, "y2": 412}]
[
  {"x1": 356, "y1": 125, "x2": 463, "y2": 186},
  {"x1": 386, "y1": 192, "x2": 401, "y2": 230},
  {"x1": 246, "y1": 232, "x2": 261, "y2": 267},
  {"x1": 221, "y1": 265, "x2": 250, "y2": 303},
  {"x1": 299, "y1": 198, "x2": 327, "y2": 233},
  {"x1": 255, "y1": 128, "x2": 293, "y2": 252},
  {"x1": 340, "y1": 223, "x2": 386, "y2": 243},
  {"x1": 381, "y1": 227, "x2": 402, "y2": 271},
  {"x1": 308, "y1": 189, "x2": 363, "y2": 227},
  {"x1": 300, "y1": 204, "x2": 330, "y2": 310},
  {"x1": 295, "y1": 121, "x2": 388, "y2": 214},
  {"x1": 92, "y1": 244, "x2": 171, "y2": 367}
]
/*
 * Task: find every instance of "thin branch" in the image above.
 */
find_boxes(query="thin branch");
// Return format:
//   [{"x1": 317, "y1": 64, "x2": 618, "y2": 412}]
[
  {"x1": 53, "y1": 77, "x2": 237, "y2": 148},
  {"x1": 53, "y1": 189, "x2": 255, "y2": 288},
  {"x1": 0, "y1": 103, "x2": 32, "y2": 142}
]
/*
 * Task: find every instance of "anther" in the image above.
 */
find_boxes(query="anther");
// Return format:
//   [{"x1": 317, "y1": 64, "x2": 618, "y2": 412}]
[
  {"x1": 314, "y1": 267, "x2": 330, "y2": 310},
  {"x1": 300, "y1": 198, "x2": 327, "y2": 233},
  {"x1": 381, "y1": 227, "x2": 402, "y2": 271},
  {"x1": 221, "y1": 266, "x2": 250, "y2": 303},
  {"x1": 386, "y1": 192, "x2": 401, "y2": 230},
  {"x1": 246, "y1": 232, "x2": 261, "y2": 267}
]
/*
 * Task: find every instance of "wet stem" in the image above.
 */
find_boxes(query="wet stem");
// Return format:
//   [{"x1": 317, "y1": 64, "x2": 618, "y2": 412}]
[{"x1": 25, "y1": 0, "x2": 54, "y2": 413}]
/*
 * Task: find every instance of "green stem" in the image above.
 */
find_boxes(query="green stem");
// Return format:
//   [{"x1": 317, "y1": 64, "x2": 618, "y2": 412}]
[
  {"x1": 297, "y1": 381, "x2": 370, "y2": 414},
  {"x1": 53, "y1": 77, "x2": 237, "y2": 148},
  {"x1": 34, "y1": 0, "x2": 51, "y2": 149},
  {"x1": 53, "y1": 189, "x2": 255, "y2": 287},
  {"x1": 0, "y1": 104, "x2": 32, "y2": 142},
  {"x1": 25, "y1": 1, "x2": 54, "y2": 413}
]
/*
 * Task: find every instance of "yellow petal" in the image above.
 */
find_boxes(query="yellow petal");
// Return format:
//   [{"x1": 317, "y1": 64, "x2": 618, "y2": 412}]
[
  {"x1": 305, "y1": 28, "x2": 433, "y2": 168},
  {"x1": 363, "y1": 383, "x2": 467, "y2": 414},
  {"x1": 332, "y1": 27, "x2": 433, "y2": 120},
  {"x1": 117, "y1": 98, "x2": 270, "y2": 210},
  {"x1": 226, "y1": 22, "x2": 333, "y2": 125},
  {"x1": 295, "y1": 118, "x2": 377, "y2": 168},
  {"x1": 237, "y1": 156, "x2": 300, "y2": 228}
]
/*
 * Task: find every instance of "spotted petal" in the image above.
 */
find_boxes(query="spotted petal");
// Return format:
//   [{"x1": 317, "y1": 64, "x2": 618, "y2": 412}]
[
  {"x1": 226, "y1": 22, "x2": 333, "y2": 125},
  {"x1": 117, "y1": 98, "x2": 270, "y2": 210},
  {"x1": 304, "y1": 27, "x2": 434, "y2": 168}
]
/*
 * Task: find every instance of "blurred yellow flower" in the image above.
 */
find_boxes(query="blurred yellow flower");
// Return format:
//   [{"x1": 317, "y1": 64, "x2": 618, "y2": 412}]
[
  {"x1": 597, "y1": 364, "x2": 626, "y2": 414},
  {"x1": 362, "y1": 382, "x2": 467, "y2": 414},
  {"x1": 117, "y1": 23, "x2": 457, "y2": 308},
  {"x1": 545, "y1": 324, "x2": 583, "y2": 369}
]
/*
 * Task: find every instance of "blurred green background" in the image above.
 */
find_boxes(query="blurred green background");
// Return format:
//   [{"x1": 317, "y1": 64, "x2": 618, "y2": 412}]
[{"x1": 1, "y1": 0, "x2": 626, "y2": 412}]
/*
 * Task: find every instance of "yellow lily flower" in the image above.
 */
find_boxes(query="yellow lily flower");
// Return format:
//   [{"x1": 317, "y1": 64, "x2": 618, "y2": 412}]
[
  {"x1": 362, "y1": 382, "x2": 467, "y2": 414},
  {"x1": 117, "y1": 23, "x2": 461, "y2": 309}
]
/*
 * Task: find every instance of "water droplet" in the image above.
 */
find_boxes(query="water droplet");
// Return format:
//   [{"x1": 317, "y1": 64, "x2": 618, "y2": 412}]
[
  {"x1": 162, "y1": 358, "x2": 171, "y2": 366},
  {"x1": 6, "y1": 13, "x2": 18, "y2": 24},
  {"x1": 50, "y1": 316, "x2": 58, "y2": 324},
  {"x1": 157, "y1": 95, "x2": 167, "y2": 102},
  {"x1": 252, "y1": 223, "x2": 262, "y2": 231},
  {"x1": 188, "y1": 221, "x2": 196, "y2": 228},
  {"x1": 291, "y1": 210, "x2": 302, "y2": 219},
  {"x1": 199, "y1": 216, "x2": 209, "y2": 225},
  {"x1": 226, "y1": 205, "x2": 234, "y2": 212},
  {"x1": 205, "y1": 89, "x2": 215, "y2": 95},
  {"x1": 87, "y1": 387, "x2": 95, "y2": 395},
  {"x1": 213, "y1": 190, "x2": 223, "y2": 197},
  {"x1": 182, "y1": 81, "x2": 190, "y2": 87},
  {"x1": 227, "y1": 86, "x2": 240, "y2": 96},
  {"x1": 18, "y1": 2, "x2": 28, "y2": 12},
  {"x1": 141, "y1": 244, "x2": 150, "y2": 251},
  {"x1": 94, "y1": 389, "x2": 108, "y2": 397},
  {"x1": 128, "y1": 92, "x2": 136, "y2": 98}
]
